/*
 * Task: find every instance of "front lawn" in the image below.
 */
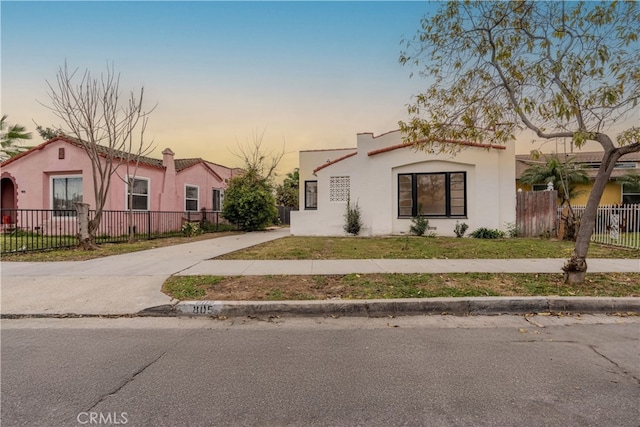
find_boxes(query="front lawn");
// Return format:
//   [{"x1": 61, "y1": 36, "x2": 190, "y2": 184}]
[{"x1": 215, "y1": 236, "x2": 640, "y2": 260}]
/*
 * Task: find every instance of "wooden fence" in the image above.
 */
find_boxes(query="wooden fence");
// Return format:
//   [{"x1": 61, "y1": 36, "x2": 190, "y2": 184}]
[{"x1": 516, "y1": 190, "x2": 558, "y2": 237}]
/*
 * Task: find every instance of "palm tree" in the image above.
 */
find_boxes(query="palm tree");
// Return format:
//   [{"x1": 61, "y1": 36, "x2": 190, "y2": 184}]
[
  {"x1": 1, "y1": 115, "x2": 32, "y2": 161},
  {"x1": 520, "y1": 154, "x2": 590, "y2": 241},
  {"x1": 519, "y1": 154, "x2": 590, "y2": 206}
]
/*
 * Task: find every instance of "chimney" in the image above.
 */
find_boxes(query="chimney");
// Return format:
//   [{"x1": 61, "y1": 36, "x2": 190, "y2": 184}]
[
  {"x1": 160, "y1": 148, "x2": 177, "y2": 211},
  {"x1": 162, "y1": 148, "x2": 175, "y2": 172}
]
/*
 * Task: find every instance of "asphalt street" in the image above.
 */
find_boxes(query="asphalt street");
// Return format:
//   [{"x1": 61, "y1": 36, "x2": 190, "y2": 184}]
[{"x1": 2, "y1": 315, "x2": 639, "y2": 427}]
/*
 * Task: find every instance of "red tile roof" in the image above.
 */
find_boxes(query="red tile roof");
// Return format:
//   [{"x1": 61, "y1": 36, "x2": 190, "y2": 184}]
[
  {"x1": 313, "y1": 152, "x2": 357, "y2": 174},
  {"x1": 368, "y1": 139, "x2": 506, "y2": 157},
  {"x1": 1, "y1": 135, "x2": 234, "y2": 180}
]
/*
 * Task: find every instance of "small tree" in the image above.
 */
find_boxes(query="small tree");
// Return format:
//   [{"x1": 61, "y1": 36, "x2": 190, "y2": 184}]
[
  {"x1": 34, "y1": 124, "x2": 63, "y2": 141},
  {"x1": 519, "y1": 154, "x2": 589, "y2": 206},
  {"x1": 44, "y1": 62, "x2": 154, "y2": 249},
  {"x1": 520, "y1": 153, "x2": 590, "y2": 240},
  {"x1": 399, "y1": 1, "x2": 640, "y2": 284},
  {"x1": 275, "y1": 168, "x2": 299, "y2": 208},
  {"x1": 1, "y1": 115, "x2": 32, "y2": 161},
  {"x1": 223, "y1": 130, "x2": 282, "y2": 231},
  {"x1": 343, "y1": 196, "x2": 363, "y2": 236},
  {"x1": 222, "y1": 169, "x2": 277, "y2": 231}
]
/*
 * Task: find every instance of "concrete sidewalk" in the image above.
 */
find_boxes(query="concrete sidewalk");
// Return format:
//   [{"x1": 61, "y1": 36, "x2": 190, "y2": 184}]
[
  {"x1": 1, "y1": 228, "x2": 638, "y2": 316},
  {"x1": 0, "y1": 229, "x2": 289, "y2": 315},
  {"x1": 179, "y1": 258, "x2": 640, "y2": 276}
]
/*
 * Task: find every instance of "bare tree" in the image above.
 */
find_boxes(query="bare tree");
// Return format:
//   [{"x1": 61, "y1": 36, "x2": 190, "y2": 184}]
[
  {"x1": 44, "y1": 62, "x2": 154, "y2": 249},
  {"x1": 399, "y1": 1, "x2": 640, "y2": 284},
  {"x1": 222, "y1": 129, "x2": 284, "y2": 231},
  {"x1": 115, "y1": 111, "x2": 154, "y2": 243},
  {"x1": 231, "y1": 128, "x2": 284, "y2": 184}
]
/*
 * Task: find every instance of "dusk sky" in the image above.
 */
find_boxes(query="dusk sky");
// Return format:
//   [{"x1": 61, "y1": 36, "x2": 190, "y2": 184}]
[{"x1": 2, "y1": 1, "x2": 442, "y2": 175}]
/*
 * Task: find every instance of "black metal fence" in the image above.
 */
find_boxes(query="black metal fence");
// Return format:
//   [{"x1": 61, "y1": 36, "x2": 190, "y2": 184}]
[{"x1": 1, "y1": 208, "x2": 235, "y2": 254}]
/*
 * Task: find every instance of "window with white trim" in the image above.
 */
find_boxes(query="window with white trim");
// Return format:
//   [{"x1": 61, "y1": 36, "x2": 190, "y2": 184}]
[
  {"x1": 185, "y1": 185, "x2": 199, "y2": 211},
  {"x1": 622, "y1": 182, "x2": 640, "y2": 204},
  {"x1": 398, "y1": 172, "x2": 466, "y2": 217},
  {"x1": 127, "y1": 177, "x2": 149, "y2": 211},
  {"x1": 51, "y1": 176, "x2": 82, "y2": 216}
]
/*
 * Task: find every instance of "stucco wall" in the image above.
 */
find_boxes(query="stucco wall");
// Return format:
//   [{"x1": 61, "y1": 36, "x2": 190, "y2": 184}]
[
  {"x1": 0, "y1": 138, "x2": 232, "y2": 213},
  {"x1": 291, "y1": 131, "x2": 516, "y2": 237},
  {"x1": 176, "y1": 164, "x2": 225, "y2": 211}
]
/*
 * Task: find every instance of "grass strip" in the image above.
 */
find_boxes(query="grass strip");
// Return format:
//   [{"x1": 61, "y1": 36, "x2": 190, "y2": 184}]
[{"x1": 162, "y1": 273, "x2": 640, "y2": 301}]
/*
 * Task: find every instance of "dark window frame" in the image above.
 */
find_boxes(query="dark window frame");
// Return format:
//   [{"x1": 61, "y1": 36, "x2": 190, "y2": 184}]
[
  {"x1": 397, "y1": 172, "x2": 467, "y2": 218},
  {"x1": 212, "y1": 188, "x2": 223, "y2": 212},
  {"x1": 622, "y1": 182, "x2": 640, "y2": 204},
  {"x1": 305, "y1": 180, "x2": 318, "y2": 210}
]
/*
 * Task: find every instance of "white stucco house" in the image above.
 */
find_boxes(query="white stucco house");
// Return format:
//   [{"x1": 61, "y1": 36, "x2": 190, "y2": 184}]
[{"x1": 291, "y1": 129, "x2": 516, "y2": 236}]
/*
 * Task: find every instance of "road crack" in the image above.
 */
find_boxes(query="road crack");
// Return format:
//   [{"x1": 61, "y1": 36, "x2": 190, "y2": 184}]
[
  {"x1": 86, "y1": 350, "x2": 168, "y2": 412},
  {"x1": 589, "y1": 345, "x2": 640, "y2": 384}
]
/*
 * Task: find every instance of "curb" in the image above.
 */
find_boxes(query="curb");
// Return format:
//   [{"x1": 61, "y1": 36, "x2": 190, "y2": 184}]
[{"x1": 175, "y1": 297, "x2": 640, "y2": 318}]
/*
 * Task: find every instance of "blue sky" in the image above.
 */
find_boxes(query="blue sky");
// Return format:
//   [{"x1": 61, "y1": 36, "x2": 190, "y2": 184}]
[{"x1": 1, "y1": 1, "x2": 437, "y2": 173}]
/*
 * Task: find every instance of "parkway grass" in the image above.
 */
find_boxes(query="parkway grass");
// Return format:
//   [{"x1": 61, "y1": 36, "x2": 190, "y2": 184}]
[
  {"x1": 162, "y1": 272, "x2": 640, "y2": 301},
  {"x1": 166, "y1": 236, "x2": 638, "y2": 301}
]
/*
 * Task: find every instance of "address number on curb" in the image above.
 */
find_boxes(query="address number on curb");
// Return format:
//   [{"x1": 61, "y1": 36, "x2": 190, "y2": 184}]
[{"x1": 193, "y1": 305, "x2": 215, "y2": 315}]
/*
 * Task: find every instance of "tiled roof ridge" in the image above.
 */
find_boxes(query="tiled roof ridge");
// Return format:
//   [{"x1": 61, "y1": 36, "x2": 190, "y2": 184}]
[
  {"x1": 1, "y1": 135, "x2": 238, "y2": 172},
  {"x1": 368, "y1": 139, "x2": 506, "y2": 156},
  {"x1": 313, "y1": 152, "x2": 357, "y2": 174}
]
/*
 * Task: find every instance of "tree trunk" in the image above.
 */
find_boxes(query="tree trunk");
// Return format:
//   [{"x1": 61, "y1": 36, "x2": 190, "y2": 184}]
[
  {"x1": 562, "y1": 150, "x2": 618, "y2": 284},
  {"x1": 75, "y1": 203, "x2": 97, "y2": 250}
]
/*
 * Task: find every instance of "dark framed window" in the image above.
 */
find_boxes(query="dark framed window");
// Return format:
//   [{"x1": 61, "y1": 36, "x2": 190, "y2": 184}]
[
  {"x1": 305, "y1": 181, "x2": 317, "y2": 210},
  {"x1": 532, "y1": 183, "x2": 548, "y2": 191},
  {"x1": 185, "y1": 185, "x2": 199, "y2": 211},
  {"x1": 622, "y1": 182, "x2": 640, "y2": 204},
  {"x1": 398, "y1": 172, "x2": 466, "y2": 218},
  {"x1": 212, "y1": 189, "x2": 223, "y2": 212}
]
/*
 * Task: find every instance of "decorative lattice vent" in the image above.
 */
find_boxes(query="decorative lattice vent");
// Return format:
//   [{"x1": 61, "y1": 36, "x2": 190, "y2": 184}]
[{"x1": 329, "y1": 176, "x2": 350, "y2": 202}]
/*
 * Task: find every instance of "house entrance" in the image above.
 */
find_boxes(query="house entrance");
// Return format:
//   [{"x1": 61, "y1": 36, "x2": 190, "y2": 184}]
[{"x1": 1, "y1": 176, "x2": 17, "y2": 225}]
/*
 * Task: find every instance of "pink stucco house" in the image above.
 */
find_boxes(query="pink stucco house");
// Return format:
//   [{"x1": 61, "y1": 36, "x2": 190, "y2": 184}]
[{"x1": 0, "y1": 135, "x2": 240, "y2": 233}]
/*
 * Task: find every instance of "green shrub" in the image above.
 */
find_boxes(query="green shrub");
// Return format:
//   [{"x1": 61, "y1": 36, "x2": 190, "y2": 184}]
[
  {"x1": 409, "y1": 215, "x2": 428, "y2": 236},
  {"x1": 504, "y1": 222, "x2": 520, "y2": 238},
  {"x1": 222, "y1": 171, "x2": 278, "y2": 231},
  {"x1": 344, "y1": 197, "x2": 363, "y2": 236},
  {"x1": 454, "y1": 221, "x2": 469, "y2": 238},
  {"x1": 470, "y1": 227, "x2": 505, "y2": 239},
  {"x1": 181, "y1": 221, "x2": 202, "y2": 237}
]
